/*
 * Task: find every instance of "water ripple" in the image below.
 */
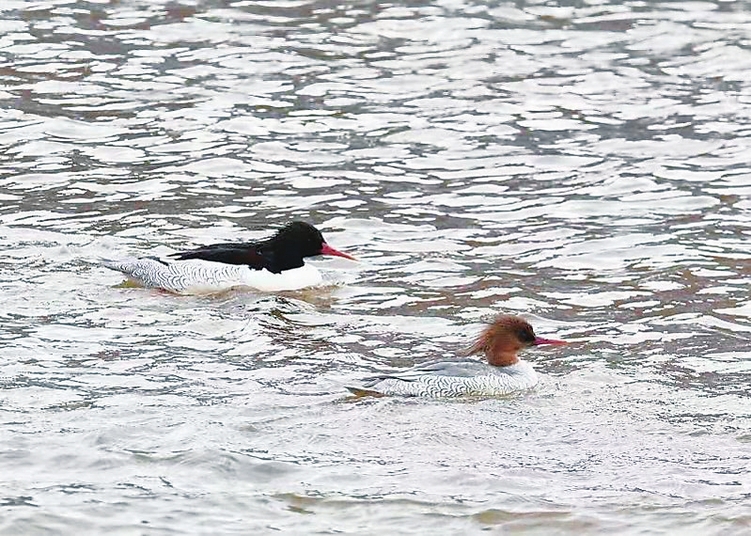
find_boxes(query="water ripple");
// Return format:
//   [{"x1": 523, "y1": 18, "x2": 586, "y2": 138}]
[{"x1": 2, "y1": 0, "x2": 751, "y2": 534}]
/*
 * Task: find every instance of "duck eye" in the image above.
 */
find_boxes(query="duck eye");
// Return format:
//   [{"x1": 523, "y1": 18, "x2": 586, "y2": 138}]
[{"x1": 517, "y1": 328, "x2": 535, "y2": 344}]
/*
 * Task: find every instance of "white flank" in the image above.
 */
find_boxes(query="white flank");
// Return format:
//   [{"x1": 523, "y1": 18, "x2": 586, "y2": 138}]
[
  {"x1": 102, "y1": 258, "x2": 323, "y2": 294},
  {"x1": 357, "y1": 361, "x2": 539, "y2": 397}
]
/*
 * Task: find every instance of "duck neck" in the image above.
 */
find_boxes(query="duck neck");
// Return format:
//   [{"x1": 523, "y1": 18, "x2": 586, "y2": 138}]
[
  {"x1": 486, "y1": 351, "x2": 520, "y2": 367},
  {"x1": 258, "y1": 245, "x2": 306, "y2": 274}
]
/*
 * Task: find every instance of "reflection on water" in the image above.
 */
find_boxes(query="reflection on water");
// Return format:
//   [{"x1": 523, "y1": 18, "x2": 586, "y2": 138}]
[{"x1": 1, "y1": 0, "x2": 751, "y2": 534}]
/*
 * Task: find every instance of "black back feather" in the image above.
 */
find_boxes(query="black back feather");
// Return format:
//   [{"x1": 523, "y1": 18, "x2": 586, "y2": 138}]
[{"x1": 169, "y1": 221, "x2": 326, "y2": 274}]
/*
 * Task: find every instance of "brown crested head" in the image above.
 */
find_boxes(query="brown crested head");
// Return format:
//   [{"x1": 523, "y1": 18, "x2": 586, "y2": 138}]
[{"x1": 465, "y1": 315, "x2": 565, "y2": 367}]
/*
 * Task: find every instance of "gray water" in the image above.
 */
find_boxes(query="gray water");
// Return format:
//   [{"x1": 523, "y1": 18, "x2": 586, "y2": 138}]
[{"x1": 1, "y1": 0, "x2": 751, "y2": 534}]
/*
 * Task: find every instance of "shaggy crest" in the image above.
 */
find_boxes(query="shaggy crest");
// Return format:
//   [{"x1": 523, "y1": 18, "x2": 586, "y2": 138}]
[{"x1": 465, "y1": 315, "x2": 537, "y2": 365}]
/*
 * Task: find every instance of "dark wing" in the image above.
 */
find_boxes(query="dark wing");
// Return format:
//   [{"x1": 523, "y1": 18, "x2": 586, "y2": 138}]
[
  {"x1": 170, "y1": 242, "x2": 270, "y2": 270},
  {"x1": 361, "y1": 359, "x2": 489, "y2": 386},
  {"x1": 409, "y1": 360, "x2": 488, "y2": 377}
]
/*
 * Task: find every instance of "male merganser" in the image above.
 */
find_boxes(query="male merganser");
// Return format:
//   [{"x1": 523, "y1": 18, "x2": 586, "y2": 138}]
[
  {"x1": 102, "y1": 221, "x2": 356, "y2": 294},
  {"x1": 347, "y1": 315, "x2": 565, "y2": 397}
]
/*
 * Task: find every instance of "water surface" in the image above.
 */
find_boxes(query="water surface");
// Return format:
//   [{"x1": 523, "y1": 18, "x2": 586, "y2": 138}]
[{"x1": 1, "y1": 0, "x2": 751, "y2": 534}]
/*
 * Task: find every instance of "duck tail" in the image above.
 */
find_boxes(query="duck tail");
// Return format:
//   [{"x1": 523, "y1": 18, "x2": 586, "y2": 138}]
[{"x1": 345, "y1": 386, "x2": 385, "y2": 398}]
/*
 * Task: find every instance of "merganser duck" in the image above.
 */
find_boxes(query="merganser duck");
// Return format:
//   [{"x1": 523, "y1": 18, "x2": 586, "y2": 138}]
[
  {"x1": 102, "y1": 221, "x2": 356, "y2": 294},
  {"x1": 347, "y1": 315, "x2": 566, "y2": 397}
]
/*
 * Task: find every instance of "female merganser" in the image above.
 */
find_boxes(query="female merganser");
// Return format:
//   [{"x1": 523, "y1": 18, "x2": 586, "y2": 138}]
[
  {"x1": 102, "y1": 221, "x2": 356, "y2": 294},
  {"x1": 347, "y1": 315, "x2": 566, "y2": 397}
]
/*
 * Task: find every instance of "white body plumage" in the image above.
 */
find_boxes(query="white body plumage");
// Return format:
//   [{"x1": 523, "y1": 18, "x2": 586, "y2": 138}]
[
  {"x1": 102, "y1": 257, "x2": 323, "y2": 294},
  {"x1": 355, "y1": 360, "x2": 539, "y2": 398}
]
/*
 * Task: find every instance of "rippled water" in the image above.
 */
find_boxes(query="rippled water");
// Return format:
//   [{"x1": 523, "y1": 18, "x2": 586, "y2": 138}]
[{"x1": 2, "y1": 0, "x2": 751, "y2": 533}]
